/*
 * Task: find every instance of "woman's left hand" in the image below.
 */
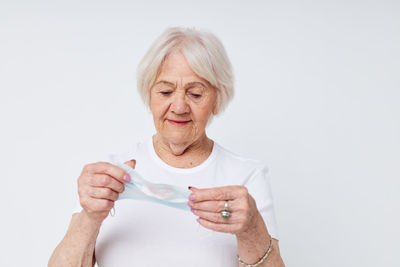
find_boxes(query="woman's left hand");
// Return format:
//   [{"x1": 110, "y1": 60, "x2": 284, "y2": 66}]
[{"x1": 188, "y1": 186, "x2": 260, "y2": 235}]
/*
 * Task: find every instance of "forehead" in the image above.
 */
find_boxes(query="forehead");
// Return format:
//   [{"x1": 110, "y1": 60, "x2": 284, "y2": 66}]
[
  {"x1": 155, "y1": 80, "x2": 207, "y2": 89},
  {"x1": 156, "y1": 51, "x2": 205, "y2": 84}
]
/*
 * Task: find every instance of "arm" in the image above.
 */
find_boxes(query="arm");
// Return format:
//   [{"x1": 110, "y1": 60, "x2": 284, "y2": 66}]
[
  {"x1": 48, "y1": 160, "x2": 135, "y2": 267},
  {"x1": 236, "y1": 211, "x2": 285, "y2": 267},
  {"x1": 189, "y1": 186, "x2": 285, "y2": 266},
  {"x1": 48, "y1": 211, "x2": 101, "y2": 267}
]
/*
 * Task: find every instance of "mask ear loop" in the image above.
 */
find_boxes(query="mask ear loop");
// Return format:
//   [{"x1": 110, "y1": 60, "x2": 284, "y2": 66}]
[
  {"x1": 110, "y1": 207, "x2": 116, "y2": 217},
  {"x1": 107, "y1": 154, "x2": 118, "y2": 218}
]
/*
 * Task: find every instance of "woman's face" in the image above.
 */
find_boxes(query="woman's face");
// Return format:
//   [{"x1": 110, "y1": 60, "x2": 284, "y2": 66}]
[{"x1": 150, "y1": 51, "x2": 217, "y2": 146}]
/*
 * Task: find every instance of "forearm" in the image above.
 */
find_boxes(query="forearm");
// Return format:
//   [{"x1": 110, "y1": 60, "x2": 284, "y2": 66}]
[
  {"x1": 48, "y1": 211, "x2": 102, "y2": 267},
  {"x1": 236, "y1": 212, "x2": 284, "y2": 267}
]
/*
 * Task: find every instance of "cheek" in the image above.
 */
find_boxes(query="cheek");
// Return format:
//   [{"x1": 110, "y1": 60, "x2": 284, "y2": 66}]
[
  {"x1": 150, "y1": 96, "x2": 170, "y2": 118},
  {"x1": 191, "y1": 104, "x2": 213, "y2": 122},
  {"x1": 192, "y1": 91, "x2": 217, "y2": 120}
]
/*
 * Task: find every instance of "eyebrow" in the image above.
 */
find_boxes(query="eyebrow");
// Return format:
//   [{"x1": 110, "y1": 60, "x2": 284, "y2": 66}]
[{"x1": 155, "y1": 80, "x2": 206, "y2": 88}]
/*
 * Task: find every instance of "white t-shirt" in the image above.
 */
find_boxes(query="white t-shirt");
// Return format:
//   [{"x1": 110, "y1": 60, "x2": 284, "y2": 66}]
[{"x1": 73, "y1": 136, "x2": 279, "y2": 267}]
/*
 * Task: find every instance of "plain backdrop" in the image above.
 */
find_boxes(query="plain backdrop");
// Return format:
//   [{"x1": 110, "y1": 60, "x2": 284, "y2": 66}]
[{"x1": 1, "y1": 1, "x2": 399, "y2": 266}]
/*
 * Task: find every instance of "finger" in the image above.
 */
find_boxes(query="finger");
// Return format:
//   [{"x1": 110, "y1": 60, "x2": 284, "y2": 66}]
[
  {"x1": 89, "y1": 174, "x2": 125, "y2": 193},
  {"x1": 89, "y1": 187, "x2": 119, "y2": 201},
  {"x1": 188, "y1": 200, "x2": 238, "y2": 213},
  {"x1": 190, "y1": 186, "x2": 248, "y2": 202},
  {"x1": 196, "y1": 217, "x2": 238, "y2": 234},
  {"x1": 192, "y1": 209, "x2": 239, "y2": 224},
  {"x1": 124, "y1": 159, "x2": 136, "y2": 169},
  {"x1": 85, "y1": 162, "x2": 130, "y2": 184}
]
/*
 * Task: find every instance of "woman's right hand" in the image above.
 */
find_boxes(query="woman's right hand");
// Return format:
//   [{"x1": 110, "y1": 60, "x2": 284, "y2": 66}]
[{"x1": 77, "y1": 160, "x2": 136, "y2": 224}]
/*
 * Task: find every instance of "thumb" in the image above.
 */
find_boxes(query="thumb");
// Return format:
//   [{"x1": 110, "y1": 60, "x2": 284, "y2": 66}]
[{"x1": 123, "y1": 159, "x2": 136, "y2": 169}]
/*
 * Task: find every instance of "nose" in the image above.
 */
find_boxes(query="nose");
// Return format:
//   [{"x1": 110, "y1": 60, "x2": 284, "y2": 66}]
[{"x1": 170, "y1": 91, "x2": 190, "y2": 115}]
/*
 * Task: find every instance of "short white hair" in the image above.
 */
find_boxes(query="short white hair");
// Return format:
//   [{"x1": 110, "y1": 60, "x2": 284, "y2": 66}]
[{"x1": 136, "y1": 27, "x2": 234, "y2": 115}]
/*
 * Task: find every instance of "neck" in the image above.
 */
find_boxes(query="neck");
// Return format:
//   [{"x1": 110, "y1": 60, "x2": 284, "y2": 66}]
[{"x1": 152, "y1": 133, "x2": 214, "y2": 168}]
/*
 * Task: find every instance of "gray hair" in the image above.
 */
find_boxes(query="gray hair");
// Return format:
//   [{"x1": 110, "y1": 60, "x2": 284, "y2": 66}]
[{"x1": 136, "y1": 27, "x2": 234, "y2": 116}]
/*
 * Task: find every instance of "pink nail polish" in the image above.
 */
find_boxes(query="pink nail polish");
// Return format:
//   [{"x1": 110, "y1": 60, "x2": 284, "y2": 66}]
[
  {"x1": 196, "y1": 217, "x2": 201, "y2": 223},
  {"x1": 189, "y1": 195, "x2": 195, "y2": 201},
  {"x1": 190, "y1": 208, "x2": 194, "y2": 212},
  {"x1": 123, "y1": 174, "x2": 131, "y2": 182}
]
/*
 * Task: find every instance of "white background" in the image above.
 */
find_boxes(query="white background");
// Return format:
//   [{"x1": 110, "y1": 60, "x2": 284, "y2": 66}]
[{"x1": 1, "y1": 1, "x2": 399, "y2": 266}]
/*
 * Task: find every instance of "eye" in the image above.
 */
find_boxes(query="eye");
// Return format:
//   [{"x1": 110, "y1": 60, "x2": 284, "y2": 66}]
[
  {"x1": 160, "y1": 91, "x2": 172, "y2": 96},
  {"x1": 190, "y1": 93, "x2": 201, "y2": 98}
]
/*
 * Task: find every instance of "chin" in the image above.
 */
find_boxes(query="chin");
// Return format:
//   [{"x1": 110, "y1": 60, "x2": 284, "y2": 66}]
[{"x1": 162, "y1": 132, "x2": 191, "y2": 145}]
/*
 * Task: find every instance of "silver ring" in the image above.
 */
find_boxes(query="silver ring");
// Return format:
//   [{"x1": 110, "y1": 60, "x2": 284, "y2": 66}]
[{"x1": 221, "y1": 201, "x2": 230, "y2": 219}]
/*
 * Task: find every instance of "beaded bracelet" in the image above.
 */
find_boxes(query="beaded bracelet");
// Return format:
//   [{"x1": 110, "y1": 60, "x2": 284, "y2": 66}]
[{"x1": 237, "y1": 234, "x2": 273, "y2": 267}]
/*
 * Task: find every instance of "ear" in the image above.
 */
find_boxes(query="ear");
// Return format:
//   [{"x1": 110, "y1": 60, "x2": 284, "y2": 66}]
[
  {"x1": 212, "y1": 106, "x2": 219, "y2": 115},
  {"x1": 212, "y1": 99, "x2": 218, "y2": 115}
]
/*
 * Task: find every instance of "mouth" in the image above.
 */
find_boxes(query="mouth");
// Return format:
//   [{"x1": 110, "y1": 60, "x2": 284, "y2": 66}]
[{"x1": 167, "y1": 119, "x2": 191, "y2": 126}]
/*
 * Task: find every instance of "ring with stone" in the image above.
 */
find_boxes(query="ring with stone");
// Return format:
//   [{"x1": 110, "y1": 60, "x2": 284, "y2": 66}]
[{"x1": 220, "y1": 201, "x2": 230, "y2": 218}]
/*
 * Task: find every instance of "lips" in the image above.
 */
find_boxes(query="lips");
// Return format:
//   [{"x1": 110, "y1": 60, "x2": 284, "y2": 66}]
[{"x1": 167, "y1": 119, "x2": 191, "y2": 126}]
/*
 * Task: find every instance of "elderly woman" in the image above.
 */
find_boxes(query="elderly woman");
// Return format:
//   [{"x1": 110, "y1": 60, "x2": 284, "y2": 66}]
[{"x1": 49, "y1": 27, "x2": 285, "y2": 267}]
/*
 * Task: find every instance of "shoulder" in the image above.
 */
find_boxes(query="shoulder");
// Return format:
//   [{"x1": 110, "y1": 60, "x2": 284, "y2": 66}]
[
  {"x1": 214, "y1": 141, "x2": 269, "y2": 179},
  {"x1": 215, "y1": 141, "x2": 268, "y2": 169},
  {"x1": 102, "y1": 139, "x2": 147, "y2": 164}
]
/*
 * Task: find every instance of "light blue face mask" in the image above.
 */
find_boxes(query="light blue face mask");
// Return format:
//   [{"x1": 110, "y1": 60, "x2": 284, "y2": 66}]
[{"x1": 115, "y1": 163, "x2": 191, "y2": 211}]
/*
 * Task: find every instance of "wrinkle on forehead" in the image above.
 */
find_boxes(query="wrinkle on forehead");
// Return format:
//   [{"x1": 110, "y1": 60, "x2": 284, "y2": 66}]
[
  {"x1": 154, "y1": 51, "x2": 213, "y2": 89},
  {"x1": 155, "y1": 80, "x2": 207, "y2": 89}
]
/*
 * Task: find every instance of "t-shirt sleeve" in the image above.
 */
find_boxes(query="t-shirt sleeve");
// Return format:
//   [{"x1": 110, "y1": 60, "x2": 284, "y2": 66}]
[{"x1": 245, "y1": 164, "x2": 280, "y2": 240}]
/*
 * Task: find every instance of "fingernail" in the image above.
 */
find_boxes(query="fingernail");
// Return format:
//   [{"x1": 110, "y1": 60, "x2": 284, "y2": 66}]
[
  {"x1": 196, "y1": 217, "x2": 201, "y2": 223},
  {"x1": 190, "y1": 208, "x2": 194, "y2": 212},
  {"x1": 187, "y1": 201, "x2": 193, "y2": 207},
  {"x1": 123, "y1": 174, "x2": 131, "y2": 182},
  {"x1": 189, "y1": 195, "x2": 195, "y2": 201}
]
